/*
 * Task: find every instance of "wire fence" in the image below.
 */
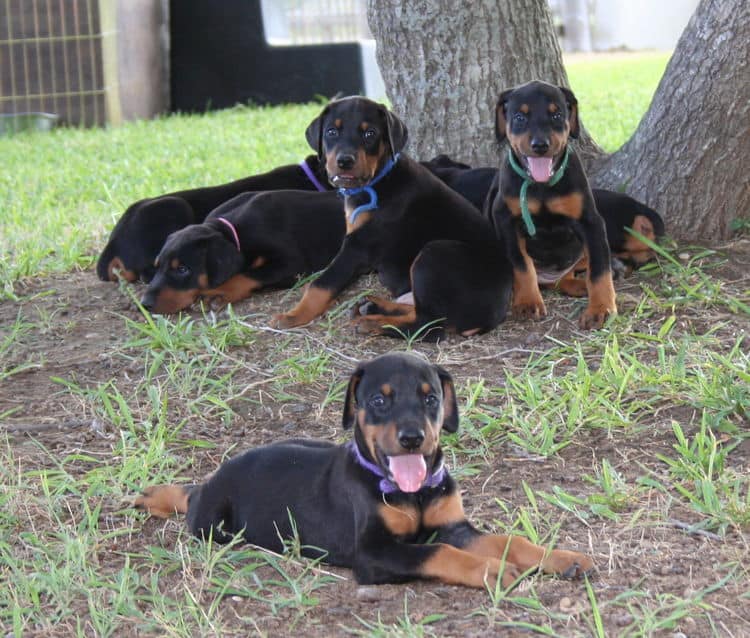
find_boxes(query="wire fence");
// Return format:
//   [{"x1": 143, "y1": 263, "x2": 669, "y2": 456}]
[
  {"x1": 0, "y1": 0, "x2": 109, "y2": 127},
  {"x1": 1, "y1": 0, "x2": 371, "y2": 128}
]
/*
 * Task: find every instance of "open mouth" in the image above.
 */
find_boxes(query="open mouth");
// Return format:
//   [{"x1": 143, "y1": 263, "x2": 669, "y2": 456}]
[
  {"x1": 523, "y1": 155, "x2": 556, "y2": 183},
  {"x1": 330, "y1": 172, "x2": 368, "y2": 189},
  {"x1": 376, "y1": 446, "x2": 428, "y2": 493}
]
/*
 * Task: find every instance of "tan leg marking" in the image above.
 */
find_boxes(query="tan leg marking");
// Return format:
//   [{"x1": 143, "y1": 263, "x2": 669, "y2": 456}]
[
  {"x1": 201, "y1": 274, "x2": 264, "y2": 307},
  {"x1": 512, "y1": 238, "x2": 546, "y2": 319},
  {"x1": 465, "y1": 534, "x2": 594, "y2": 579},
  {"x1": 580, "y1": 270, "x2": 617, "y2": 329},
  {"x1": 133, "y1": 484, "x2": 190, "y2": 519},
  {"x1": 274, "y1": 286, "x2": 335, "y2": 328},
  {"x1": 552, "y1": 268, "x2": 588, "y2": 297},
  {"x1": 421, "y1": 545, "x2": 516, "y2": 588}
]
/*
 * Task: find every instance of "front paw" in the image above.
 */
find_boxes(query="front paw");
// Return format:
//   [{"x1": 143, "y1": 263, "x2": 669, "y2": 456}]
[
  {"x1": 273, "y1": 312, "x2": 305, "y2": 329},
  {"x1": 352, "y1": 315, "x2": 385, "y2": 335},
  {"x1": 198, "y1": 294, "x2": 228, "y2": 312},
  {"x1": 543, "y1": 549, "x2": 595, "y2": 579},
  {"x1": 513, "y1": 298, "x2": 547, "y2": 320},
  {"x1": 578, "y1": 304, "x2": 616, "y2": 329}
]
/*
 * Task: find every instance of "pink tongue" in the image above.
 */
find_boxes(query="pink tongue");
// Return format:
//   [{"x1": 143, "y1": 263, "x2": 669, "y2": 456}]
[
  {"x1": 388, "y1": 455, "x2": 427, "y2": 493},
  {"x1": 526, "y1": 157, "x2": 553, "y2": 182}
]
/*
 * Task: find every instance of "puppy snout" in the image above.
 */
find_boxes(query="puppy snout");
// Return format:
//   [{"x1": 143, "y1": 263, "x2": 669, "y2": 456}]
[
  {"x1": 140, "y1": 293, "x2": 155, "y2": 311},
  {"x1": 530, "y1": 138, "x2": 550, "y2": 155},
  {"x1": 337, "y1": 153, "x2": 356, "y2": 170},
  {"x1": 398, "y1": 428, "x2": 425, "y2": 451}
]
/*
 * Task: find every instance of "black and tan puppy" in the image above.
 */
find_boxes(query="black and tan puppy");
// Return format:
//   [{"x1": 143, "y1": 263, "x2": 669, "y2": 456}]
[
  {"x1": 425, "y1": 155, "x2": 665, "y2": 274},
  {"x1": 274, "y1": 97, "x2": 511, "y2": 341},
  {"x1": 487, "y1": 81, "x2": 617, "y2": 329},
  {"x1": 135, "y1": 352, "x2": 593, "y2": 588},
  {"x1": 96, "y1": 155, "x2": 330, "y2": 283},
  {"x1": 139, "y1": 190, "x2": 344, "y2": 314}
]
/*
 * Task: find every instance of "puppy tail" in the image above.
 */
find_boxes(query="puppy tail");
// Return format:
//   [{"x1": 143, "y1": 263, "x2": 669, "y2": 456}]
[{"x1": 133, "y1": 484, "x2": 193, "y2": 519}]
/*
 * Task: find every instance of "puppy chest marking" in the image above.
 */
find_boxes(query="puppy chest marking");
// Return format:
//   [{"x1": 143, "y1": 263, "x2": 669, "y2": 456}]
[{"x1": 378, "y1": 502, "x2": 420, "y2": 537}]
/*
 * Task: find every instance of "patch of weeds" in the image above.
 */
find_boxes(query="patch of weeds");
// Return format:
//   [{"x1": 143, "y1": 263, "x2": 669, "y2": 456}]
[
  {"x1": 0, "y1": 441, "x2": 147, "y2": 635},
  {"x1": 540, "y1": 458, "x2": 641, "y2": 524},
  {"x1": 647, "y1": 419, "x2": 750, "y2": 533},
  {"x1": 0, "y1": 309, "x2": 37, "y2": 381},
  {"x1": 633, "y1": 237, "x2": 750, "y2": 315},
  {"x1": 345, "y1": 594, "x2": 446, "y2": 637},
  {"x1": 610, "y1": 571, "x2": 734, "y2": 636}
]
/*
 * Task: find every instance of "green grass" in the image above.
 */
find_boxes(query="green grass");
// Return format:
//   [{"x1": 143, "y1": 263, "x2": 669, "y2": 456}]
[
  {"x1": 566, "y1": 51, "x2": 671, "y2": 152},
  {"x1": 2, "y1": 52, "x2": 749, "y2": 636}
]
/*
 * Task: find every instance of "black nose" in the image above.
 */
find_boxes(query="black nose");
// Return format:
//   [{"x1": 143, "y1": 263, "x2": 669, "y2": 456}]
[
  {"x1": 530, "y1": 138, "x2": 549, "y2": 155},
  {"x1": 398, "y1": 429, "x2": 425, "y2": 451},
  {"x1": 337, "y1": 154, "x2": 355, "y2": 169}
]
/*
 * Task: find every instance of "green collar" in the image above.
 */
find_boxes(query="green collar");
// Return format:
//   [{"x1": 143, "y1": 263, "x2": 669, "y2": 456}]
[{"x1": 507, "y1": 146, "x2": 570, "y2": 236}]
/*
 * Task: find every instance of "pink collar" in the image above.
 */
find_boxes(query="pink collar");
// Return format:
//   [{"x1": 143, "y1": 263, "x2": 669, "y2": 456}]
[{"x1": 216, "y1": 217, "x2": 240, "y2": 251}]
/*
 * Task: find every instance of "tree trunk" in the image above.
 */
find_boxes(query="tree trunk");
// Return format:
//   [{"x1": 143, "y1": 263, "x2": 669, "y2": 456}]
[
  {"x1": 365, "y1": 0, "x2": 601, "y2": 166},
  {"x1": 590, "y1": 0, "x2": 750, "y2": 240}
]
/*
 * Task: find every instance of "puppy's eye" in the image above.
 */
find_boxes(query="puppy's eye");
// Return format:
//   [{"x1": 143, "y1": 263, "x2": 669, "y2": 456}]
[
  {"x1": 551, "y1": 111, "x2": 563, "y2": 121},
  {"x1": 363, "y1": 128, "x2": 377, "y2": 141},
  {"x1": 513, "y1": 113, "x2": 527, "y2": 123},
  {"x1": 326, "y1": 127, "x2": 339, "y2": 137},
  {"x1": 172, "y1": 264, "x2": 190, "y2": 276},
  {"x1": 424, "y1": 394, "x2": 439, "y2": 408},
  {"x1": 368, "y1": 394, "x2": 386, "y2": 408}
]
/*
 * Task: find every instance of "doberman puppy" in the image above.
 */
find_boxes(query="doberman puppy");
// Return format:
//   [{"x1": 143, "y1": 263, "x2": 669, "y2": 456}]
[
  {"x1": 274, "y1": 97, "x2": 512, "y2": 341},
  {"x1": 134, "y1": 352, "x2": 594, "y2": 588},
  {"x1": 139, "y1": 189, "x2": 344, "y2": 314},
  {"x1": 424, "y1": 154, "x2": 665, "y2": 275},
  {"x1": 96, "y1": 155, "x2": 330, "y2": 283},
  {"x1": 487, "y1": 81, "x2": 617, "y2": 329}
]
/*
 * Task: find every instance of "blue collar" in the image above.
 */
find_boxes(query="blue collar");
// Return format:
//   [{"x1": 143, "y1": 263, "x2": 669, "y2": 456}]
[
  {"x1": 338, "y1": 153, "x2": 400, "y2": 225},
  {"x1": 346, "y1": 440, "x2": 445, "y2": 494}
]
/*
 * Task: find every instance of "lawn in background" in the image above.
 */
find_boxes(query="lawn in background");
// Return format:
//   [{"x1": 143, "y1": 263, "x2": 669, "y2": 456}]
[{"x1": 0, "y1": 52, "x2": 670, "y2": 296}]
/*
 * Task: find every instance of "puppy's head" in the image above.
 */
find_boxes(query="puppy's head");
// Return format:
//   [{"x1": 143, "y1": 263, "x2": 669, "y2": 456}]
[
  {"x1": 495, "y1": 81, "x2": 579, "y2": 182},
  {"x1": 342, "y1": 352, "x2": 458, "y2": 493},
  {"x1": 140, "y1": 222, "x2": 243, "y2": 313},
  {"x1": 305, "y1": 96, "x2": 408, "y2": 189}
]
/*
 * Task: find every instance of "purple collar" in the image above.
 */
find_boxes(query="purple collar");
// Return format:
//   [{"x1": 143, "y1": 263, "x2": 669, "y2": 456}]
[
  {"x1": 299, "y1": 159, "x2": 328, "y2": 192},
  {"x1": 347, "y1": 441, "x2": 445, "y2": 494}
]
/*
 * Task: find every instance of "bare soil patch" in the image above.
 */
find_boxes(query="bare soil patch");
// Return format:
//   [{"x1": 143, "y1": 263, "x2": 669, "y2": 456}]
[{"x1": 1, "y1": 241, "x2": 749, "y2": 636}]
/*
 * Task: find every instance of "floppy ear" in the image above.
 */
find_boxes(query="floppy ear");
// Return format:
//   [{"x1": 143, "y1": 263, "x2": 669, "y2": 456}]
[
  {"x1": 305, "y1": 104, "x2": 331, "y2": 159},
  {"x1": 379, "y1": 105, "x2": 408, "y2": 157},
  {"x1": 205, "y1": 235, "x2": 244, "y2": 286},
  {"x1": 494, "y1": 88, "x2": 515, "y2": 144},
  {"x1": 436, "y1": 366, "x2": 459, "y2": 433},
  {"x1": 558, "y1": 86, "x2": 580, "y2": 139},
  {"x1": 342, "y1": 365, "x2": 365, "y2": 430}
]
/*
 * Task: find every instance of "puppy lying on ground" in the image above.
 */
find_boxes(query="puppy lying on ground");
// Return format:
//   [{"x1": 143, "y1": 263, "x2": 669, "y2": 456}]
[
  {"x1": 135, "y1": 352, "x2": 594, "y2": 588},
  {"x1": 140, "y1": 190, "x2": 344, "y2": 314},
  {"x1": 96, "y1": 155, "x2": 330, "y2": 283}
]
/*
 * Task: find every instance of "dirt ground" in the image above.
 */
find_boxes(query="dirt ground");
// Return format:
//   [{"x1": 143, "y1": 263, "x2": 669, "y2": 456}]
[{"x1": 1, "y1": 242, "x2": 749, "y2": 636}]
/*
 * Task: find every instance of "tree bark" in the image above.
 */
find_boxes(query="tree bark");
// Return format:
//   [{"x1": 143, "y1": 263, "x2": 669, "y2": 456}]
[
  {"x1": 365, "y1": 0, "x2": 601, "y2": 166},
  {"x1": 590, "y1": 0, "x2": 750, "y2": 240}
]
